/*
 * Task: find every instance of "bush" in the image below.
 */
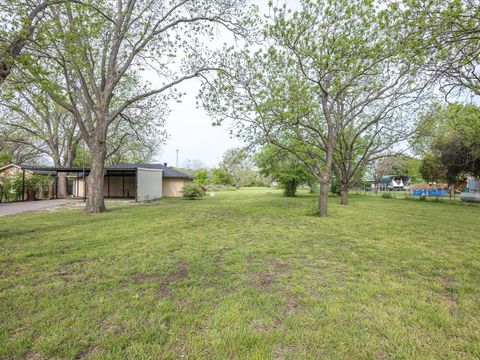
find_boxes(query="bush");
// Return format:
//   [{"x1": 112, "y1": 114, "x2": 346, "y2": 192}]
[
  {"x1": 182, "y1": 183, "x2": 205, "y2": 199},
  {"x1": 330, "y1": 177, "x2": 341, "y2": 196},
  {"x1": 0, "y1": 173, "x2": 52, "y2": 202},
  {"x1": 381, "y1": 192, "x2": 393, "y2": 199},
  {"x1": 194, "y1": 169, "x2": 209, "y2": 185}
]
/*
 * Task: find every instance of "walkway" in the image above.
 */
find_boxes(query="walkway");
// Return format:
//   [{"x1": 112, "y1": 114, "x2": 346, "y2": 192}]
[{"x1": 0, "y1": 199, "x2": 83, "y2": 217}]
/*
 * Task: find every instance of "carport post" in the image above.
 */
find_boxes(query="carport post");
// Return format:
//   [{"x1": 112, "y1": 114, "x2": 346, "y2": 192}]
[
  {"x1": 83, "y1": 167, "x2": 86, "y2": 202},
  {"x1": 22, "y1": 168, "x2": 25, "y2": 201},
  {"x1": 55, "y1": 172, "x2": 58, "y2": 199},
  {"x1": 135, "y1": 169, "x2": 138, "y2": 202},
  {"x1": 122, "y1": 171, "x2": 125, "y2": 198}
]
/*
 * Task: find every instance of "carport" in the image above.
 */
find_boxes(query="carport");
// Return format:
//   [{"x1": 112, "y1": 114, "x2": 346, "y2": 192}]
[{"x1": 19, "y1": 164, "x2": 164, "y2": 202}]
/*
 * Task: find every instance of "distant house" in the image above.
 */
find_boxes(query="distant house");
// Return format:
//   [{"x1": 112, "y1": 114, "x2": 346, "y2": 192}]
[
  {"x1": 0, "y1": 164, "x2": 56, "y2": 200},
  {"x1": 379, "y1": 175, "x2": 410, "y2": 191},
  {"x1": 0, "y1": 163, "x2": 193, "y2": 201}
]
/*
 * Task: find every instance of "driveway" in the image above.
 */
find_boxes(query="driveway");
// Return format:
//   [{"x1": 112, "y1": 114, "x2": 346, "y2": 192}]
[{"x1": 0, "y1": 199, "x2": 83, "y2": 217}]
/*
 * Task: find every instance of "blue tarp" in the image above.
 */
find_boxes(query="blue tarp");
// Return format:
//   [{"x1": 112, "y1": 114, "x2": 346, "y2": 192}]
[{"x1": 411, "y1": 189, "x2": 447, "y2": 197}]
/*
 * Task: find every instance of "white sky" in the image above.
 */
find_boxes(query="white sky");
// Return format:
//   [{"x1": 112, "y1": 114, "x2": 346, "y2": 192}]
[
  {"x1": 157, "y1": 79, "x2": 243, "y2": 168},
  {"x1": 152, "y1": 1, "x2": 293, "y2": 168}
]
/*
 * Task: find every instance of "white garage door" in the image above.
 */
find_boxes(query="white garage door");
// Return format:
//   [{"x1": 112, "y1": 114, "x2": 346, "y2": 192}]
[{"x1": 137, "y1": 168, "x2": 163, "y2": 201}]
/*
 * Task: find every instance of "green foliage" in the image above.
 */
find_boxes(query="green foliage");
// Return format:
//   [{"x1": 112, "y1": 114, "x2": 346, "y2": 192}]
[
  {"x1": 255, "y1": 144, "x2": 315, "y2": 197},
  {"x1": 406, "y1": 158, "x2": 422, "y2": 183},
  {"x1": 330, "y1": 176, "x2": 341, "y2": 196},
  {"x1": 420, "y1": 152, "x2": 447, "y2": 183},
  {"x1": 0, "y1": 151, "x2": 12, "y2": 167},
  {"x1": 194, "y1": 169, "x2": 209, "y2": 186},
  {"x1": 419, "y1": 104, "x2": 480, "y2": 184},
  {"x1": 381, "y1": 192, "x2": 393, "y2": 199},
  {"x1": 0, "y1": 175, "x2": 19, "y2": 202},
  {"x1": 211, "y1": 168, "x2": 234, "y2": 186},
  {"x1": 0, "y1": 172, "x2": 51, "y2": 202},
  {"x1": 182, "y1": 182, "x2": 205, "y2": 200},
  {"x1": 393, "y1": 0, "x2": 480, "y2": 96}
]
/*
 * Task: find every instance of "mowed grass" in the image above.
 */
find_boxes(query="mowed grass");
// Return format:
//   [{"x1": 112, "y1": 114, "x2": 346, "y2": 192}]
[{"x1": 0, "y1": 188, "x2": 479, "y2": 359}]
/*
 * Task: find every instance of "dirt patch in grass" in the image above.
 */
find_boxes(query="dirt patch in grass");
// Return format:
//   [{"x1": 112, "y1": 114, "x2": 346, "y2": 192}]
[
  {"x1": 75, "y1": 346, "x2": 104, "y2": 359},
  {"x1": 23, "y1": 353, "x2": 44, "y2": 360},
  {"x1": 247, "y1": 260, "x2": 293, "y2": 291},
  {"x1": 252, "y1": 272, "x2": 276, "y2": 290},
  {"x1": 101, "y1": 319, "x2": 122, "y2": 335},
  {"x1": 47, "y1": 258, "x2": 96, "y2": 282},
  {"x1": 158, "y1": 260, "x2": 189, "y2": 298},
  {"x1": 272, "y1": 261, "x2": 292, "y2": 273},
  {"x1": 434, "y1": 275, "x2": 459, "y2": 309}
]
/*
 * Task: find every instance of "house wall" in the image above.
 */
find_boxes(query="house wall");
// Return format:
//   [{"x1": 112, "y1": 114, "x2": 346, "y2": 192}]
[
  {"x1": 0, "y1": 164, "x2": 22, "y2": 177},
  {"x1": 74, "y1": 175, "x2": 136, "y2": 198},
  {"x1": 163, "y1": 177, "x2": 192, "y2": 197},
  {"x1": 137, "y1": 169, "x2": 163, "y2": 201},
  {"x1": 104, "y1": 175, "x2": 136, "y2": 198}
]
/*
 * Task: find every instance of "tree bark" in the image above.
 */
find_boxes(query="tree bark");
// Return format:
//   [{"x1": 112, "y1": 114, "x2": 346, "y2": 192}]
[
  {"x1": 340, "y1": 180, "x2": 349, "y2": 205},
  {"x1": 317, "y1": 130, "x2": 336, "y2": 217},
  {"x1": 57, "y1": 172, "x2": 68, "y2": 197},
  {"x1": 318, "y1": 174, "x2": 329, "y2": 217},
  {"x1": 84, "y1": 140, "x2": 107, "y2": 213}
]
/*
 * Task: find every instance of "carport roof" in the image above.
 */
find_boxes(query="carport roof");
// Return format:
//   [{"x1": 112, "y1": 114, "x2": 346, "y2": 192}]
[
  {"x1": 108, "y1": 163, "x2": 192, "y2": 178},
  {"x1": 20, "y1": 163, "x2": 192, "y2": 178}
]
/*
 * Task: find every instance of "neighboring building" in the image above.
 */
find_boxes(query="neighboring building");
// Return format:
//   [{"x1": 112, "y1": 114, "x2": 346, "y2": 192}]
[
  {"x1": 379, "y1": 175, "x2": 410, "y2": 191},
  {"x1": 0, "y1": 164, "x2": 55, "y2": 200},
  {"x1": 1, "y1": 163, "x2": 192, "y2": 201}
]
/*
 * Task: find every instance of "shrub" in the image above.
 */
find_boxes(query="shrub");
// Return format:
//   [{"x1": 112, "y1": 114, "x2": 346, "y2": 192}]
[
  {"x1": 194, "y1": 169, "x2": 209, "y2": 185},
  {"x1": 211, "y1": 168, "x2": 234, "y2": 186},
  {"x1": 381, "y1": 192, "x2": 393, "y2": 199},
  {"x1": 0, "y1": 173, "x2": 52, "y2": 202},
  {"x1": 330, "y1": 177, "x2": 341, "y2": 196},
  {"x1": 182, "y1": 183, "x2": 205, "y2": 199}
]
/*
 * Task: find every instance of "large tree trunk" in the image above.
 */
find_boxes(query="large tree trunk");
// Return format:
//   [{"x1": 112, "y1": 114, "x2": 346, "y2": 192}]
[
  {"x1": 84, "y1": 140, "x2": 107, "y2": 213},
  {"x1": 57, "y1": 172, "x2": 68, "y2": 197},
  {"x1": 340, "y1": 180, "x2": 349, "y2": 205},
  {"x1": 318, "y1": 174, "x2": 329, "y2": 217},
  {"x1": 317, "y1": 130, "x2": 336, "y2": 217}
]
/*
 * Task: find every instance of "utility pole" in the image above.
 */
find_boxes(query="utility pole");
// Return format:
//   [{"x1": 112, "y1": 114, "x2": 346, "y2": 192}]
[{"x1": 176, "y1": 149, "x2": 179, "y2": 168}]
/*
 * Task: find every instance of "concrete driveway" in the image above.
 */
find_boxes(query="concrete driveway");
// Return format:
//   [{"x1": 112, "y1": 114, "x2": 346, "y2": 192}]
[{"x1": 0, "y1": 199, "x2": 83, "y2": 217}]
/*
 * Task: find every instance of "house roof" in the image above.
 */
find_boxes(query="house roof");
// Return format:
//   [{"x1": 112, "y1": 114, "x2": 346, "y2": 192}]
[
  {"x1": 17, "y1": 163, "x2": 192, "y2": 179},
  {"x1": 1, "y1": 163, "x2": 57, "y2": 175},
  {"x1": 107, "y1": 163, "x2": 192, "y2": 178}
]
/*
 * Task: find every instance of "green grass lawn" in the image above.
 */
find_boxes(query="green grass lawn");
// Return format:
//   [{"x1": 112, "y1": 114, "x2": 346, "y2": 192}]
[{"x1": 1, "y1": 188, "x2": 479, "y2": 359}]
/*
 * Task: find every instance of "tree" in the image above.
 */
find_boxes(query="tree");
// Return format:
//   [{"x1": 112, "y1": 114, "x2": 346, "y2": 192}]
[
  {"x1": 202, "y1": 0, "x2": 423, "y2": 216},
  {"x1": 219, "y1": 147, "x2": 259, "y2": 187},
  {"x1": 0, "y1": 136, "x2": 41, "y2": 166},
  {"x1": 395, "y1": 0, "x2": 480, "y2": 97},
  {"x1": 211, "y1": 168, "x2": 234, "y2": 186},
  {"x1": 0, "y1": 84, "x2": 81, "y2": 196},
  {"x1": 255, "y1": 144, "x2": 314, "y2": 197},
  {"x1": 0, "y1": 0, "x2": 109, "y2": 87},
  {"x1": 419, "y1": 152, "x2": 447, "y2": 183},
  {"x1": 419, "y1": 103, "x2": 480, "y2": 187},
  {"x1": 194, "y1": 169, "x2": 209, "y2": 186},
  {"x1": 332, "y1": 102, "x2": 423, "y2": 205},
  {"x1": 19, "y1": 0, "x2": 252, "y2": 212}
]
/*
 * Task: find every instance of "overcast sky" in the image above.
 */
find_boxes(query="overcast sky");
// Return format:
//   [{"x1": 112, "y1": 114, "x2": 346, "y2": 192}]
[
  {"x1": 153, "y1": 1, "x2": 289, "y2": 168},
  {"x1": 156, "y1": 79, "x2": 243, "y2": 168}
]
